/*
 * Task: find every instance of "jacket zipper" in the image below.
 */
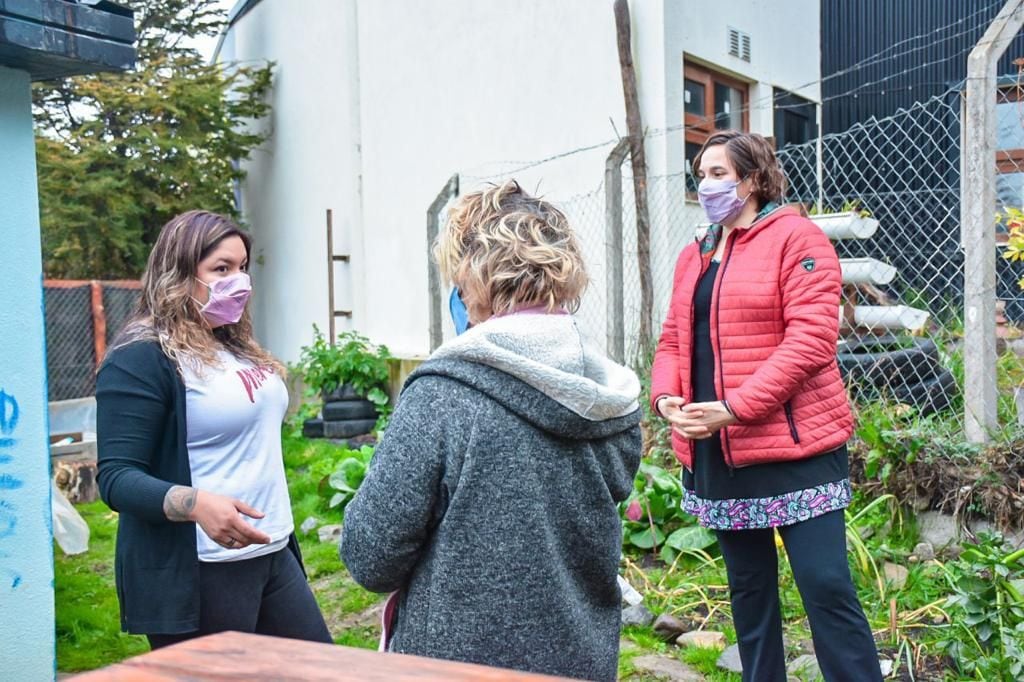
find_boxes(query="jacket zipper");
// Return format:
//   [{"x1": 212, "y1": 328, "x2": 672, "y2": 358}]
[
  {"x1": 712, "y1": 236, "x2": 737, "y2": 472},
  {"x1": 784, "y1": 401, "x2": 801, "y2": 444}
]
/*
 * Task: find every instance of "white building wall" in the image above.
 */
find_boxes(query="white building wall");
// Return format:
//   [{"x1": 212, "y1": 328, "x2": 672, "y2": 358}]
[
  {"x1": 353, "y1": 0, "x2": 633, "y2": 357},
  {"x1": 636, "y1": 0, "x2": 821, "y2": 341},
  {"x1": 224, "y1": 0, "x2": 820, "y2": 361},
  {"x1": 219, "y1": 0, "x2": 363, "y2": 363}
]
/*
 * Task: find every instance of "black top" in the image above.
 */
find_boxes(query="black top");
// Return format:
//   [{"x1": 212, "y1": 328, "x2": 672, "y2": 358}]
[
  {"x1": 683, "y1": 261, "x2": 848, "y2": 500},
  {"x1": 96, "y1": 340, "x2": 303, "y2": 634}
]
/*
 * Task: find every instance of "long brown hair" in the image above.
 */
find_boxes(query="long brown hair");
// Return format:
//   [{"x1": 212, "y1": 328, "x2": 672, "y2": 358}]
[{"x1": 110, "y1": 210, "x2": 283, "y2": 375}]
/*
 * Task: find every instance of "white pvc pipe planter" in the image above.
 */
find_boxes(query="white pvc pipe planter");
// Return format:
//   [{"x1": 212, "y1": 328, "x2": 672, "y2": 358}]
[
  {"x1": 840, "y1": 305, "x2": 931, "y2": 332},
  {"x1": 811, "y1": 212, "x2": 880, "y2": 240},
  {"x1": 840, "y1": 257, "x2": 897, "y2": 285}
]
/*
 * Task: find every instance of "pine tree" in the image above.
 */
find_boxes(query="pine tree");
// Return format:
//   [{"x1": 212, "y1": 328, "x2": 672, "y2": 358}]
[{"x1": 33, "y1": 0, "x2": 273, "y2": 279}]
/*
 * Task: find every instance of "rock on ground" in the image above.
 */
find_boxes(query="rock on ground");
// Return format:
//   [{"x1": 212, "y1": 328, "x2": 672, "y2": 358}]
[
  {"x1": 317, "y1": 524, "x2": 342, "y2": 543},
  {"x1": 676, "y1": 631, "x2": 726, "y2": 649},
  {"x1": 631, "y1": 654, "x2": 704, "y2": 681},
  {"x1": 621, "y1": 604, "x2": 655, "y2": 627},
  {"x1": 300, "y1": 516, "x2": 319, "y2": 535},
  {"x1": 652, "y1": 613, "x2": 688, "y2": 641},
  {"x1": 787, "y1": 654, "x2": 821, "y2": 681},
  {"x1": 883, "y1": 562, "x2": 909, "y2": 590},
  {"x1": 717, "y1": 644, "x2": 743, "y2": 673},
  {"x1": 912, "y1": 541, "x2": 935, "y2": 562},
  {"x1": 917, "y1": 511, "x2": 961, "y2": 554}
]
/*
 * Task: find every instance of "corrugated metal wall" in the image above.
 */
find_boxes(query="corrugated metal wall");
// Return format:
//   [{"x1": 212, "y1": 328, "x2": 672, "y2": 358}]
[{"x1": 822, "y1": 0, "x2": 1024, "y2": 133}]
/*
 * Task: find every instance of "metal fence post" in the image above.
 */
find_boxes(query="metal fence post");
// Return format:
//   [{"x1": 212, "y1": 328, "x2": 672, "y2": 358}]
[
  {"x1": 605, "y1": 139, "x2": 630, "y2": 363},
  {"x1": 427, "y1": 174, "x2": 460, "y2": 352},
  {"x1": 962, "y1": 0, "x2": 1024, "y2": 443}
]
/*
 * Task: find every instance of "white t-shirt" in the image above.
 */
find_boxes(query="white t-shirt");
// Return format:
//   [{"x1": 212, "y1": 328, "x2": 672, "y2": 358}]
[{"x1": 181, "y1": 350, "x2": 293, "y2": 562}]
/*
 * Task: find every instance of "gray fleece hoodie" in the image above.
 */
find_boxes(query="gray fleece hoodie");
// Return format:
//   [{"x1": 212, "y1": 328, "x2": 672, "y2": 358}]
[{"x1": 340, "y1": 313, "x2": 642, "y2": 681}]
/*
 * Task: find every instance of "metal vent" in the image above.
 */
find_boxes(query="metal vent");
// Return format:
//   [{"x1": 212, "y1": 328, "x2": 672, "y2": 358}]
[{"x1": 728, "y1": 27, "x2": 751, "y2": 62}]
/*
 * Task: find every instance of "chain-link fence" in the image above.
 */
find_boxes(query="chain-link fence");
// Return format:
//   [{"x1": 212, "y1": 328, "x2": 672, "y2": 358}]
[
  {"x1": 44, "y1": 281, "x2": 140, "y2": 401},
  {"x1": 431, "y1": 79, "x2": 1024, "y2": 442}
]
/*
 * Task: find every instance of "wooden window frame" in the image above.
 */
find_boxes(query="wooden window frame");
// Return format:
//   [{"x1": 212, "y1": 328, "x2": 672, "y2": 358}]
[
  {"x1": 683, "y1": 61, "x2": 751, "y2": 198},
  {"x1": 683, "y1": 62, "x2": 750, "y2": 149}
]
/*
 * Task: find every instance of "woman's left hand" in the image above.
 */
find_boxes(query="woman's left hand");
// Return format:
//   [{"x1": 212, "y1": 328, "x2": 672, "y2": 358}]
[{"x1": 674, "y1": 401, "x2": 737, "y2": 440}]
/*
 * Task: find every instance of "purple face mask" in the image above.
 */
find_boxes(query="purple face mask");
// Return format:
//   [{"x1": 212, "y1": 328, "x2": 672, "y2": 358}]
[
  {"x1": 195, "y1": 272, "x2": 251, "y2": 327},
  {"x1": 698, "y1": 177, "x2": 749, "y2": 225}
]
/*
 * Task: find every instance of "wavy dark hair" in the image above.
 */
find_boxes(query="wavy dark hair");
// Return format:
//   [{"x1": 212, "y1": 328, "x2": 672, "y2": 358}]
[{"x1": 693, "y1": 130, "x2": 787, "y2": 206}]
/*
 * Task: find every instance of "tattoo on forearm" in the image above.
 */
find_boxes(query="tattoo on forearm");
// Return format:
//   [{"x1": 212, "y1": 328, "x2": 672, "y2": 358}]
[{"x1": 163, "y1": 485, "x2": 197, "y2": 521}]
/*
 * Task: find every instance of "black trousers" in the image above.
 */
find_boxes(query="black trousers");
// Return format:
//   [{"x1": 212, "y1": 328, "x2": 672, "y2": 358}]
[
  {"x1": 715, "y1": 510, "x2": 882, "y2": 682},
  {"x1": 147, "y1": 547, "x2": 332, "y2": 650}
]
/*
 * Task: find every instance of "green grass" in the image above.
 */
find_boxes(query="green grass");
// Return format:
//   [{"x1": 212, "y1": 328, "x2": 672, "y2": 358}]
[
  {"x1": 54, "y1": 501, "x2": 148, "y2": 671},
  {"x1": 55, "y1": 434, "x2": 383, "y2": 672},
  {"x1": 681, "y1": 646, "x2": 739, "y2": 681},
  {"x1": 55, "y1": 433, "x2": 972, "y2": 677}
]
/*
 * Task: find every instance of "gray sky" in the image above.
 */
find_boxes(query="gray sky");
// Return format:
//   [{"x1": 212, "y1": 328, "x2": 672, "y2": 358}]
[{"x1": 188, "y1": 0, "x2": 236, "y2": 61}]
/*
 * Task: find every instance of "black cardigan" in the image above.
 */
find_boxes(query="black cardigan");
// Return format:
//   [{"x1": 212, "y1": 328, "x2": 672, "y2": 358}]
[{"x1": 96, "y1": 340, "x2": 303, "y2": 634}]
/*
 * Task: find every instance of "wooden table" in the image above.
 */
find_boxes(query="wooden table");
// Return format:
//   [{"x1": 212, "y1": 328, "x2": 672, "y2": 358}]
[{"x1": 69, "y1": 631, "x2": 576, "y2": 681}]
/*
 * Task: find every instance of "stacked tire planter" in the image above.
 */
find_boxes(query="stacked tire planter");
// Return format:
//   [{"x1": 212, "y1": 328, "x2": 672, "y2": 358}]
[
  {"x1": 837, "y1": 335, "x2": 957, "y2": 416},
  {"x1": 813, "y1": 212, "x2": 958, "y2": 416},
  {"x1": 302, "y1": 384, "x2": 379, "y2": 439}
]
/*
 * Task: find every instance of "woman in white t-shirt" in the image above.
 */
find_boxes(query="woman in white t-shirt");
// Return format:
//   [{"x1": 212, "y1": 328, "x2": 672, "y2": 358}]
[{"x1": 96, "y1": 210, "x2": 331, "y2": 648}]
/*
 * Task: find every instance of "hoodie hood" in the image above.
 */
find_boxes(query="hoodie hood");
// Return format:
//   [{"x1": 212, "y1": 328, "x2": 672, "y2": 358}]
[
  {"x1": 406, "y1": 314, "x2": 641, "y2": 439},
  {"x1": 431, "y1": 313, "x2": 640, "y2": 420}
]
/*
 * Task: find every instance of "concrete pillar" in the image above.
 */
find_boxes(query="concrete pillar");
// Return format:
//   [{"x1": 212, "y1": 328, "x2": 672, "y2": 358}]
[
  {"x1": 0, "y1": 65, "x2": 57, "y2": 680},
  {"x1": 961, "y1": 0, "x2": 1024, "y2": 442}
]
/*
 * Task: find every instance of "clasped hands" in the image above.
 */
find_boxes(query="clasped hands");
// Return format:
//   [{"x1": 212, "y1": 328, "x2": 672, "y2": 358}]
[{"x1": 658, "y1": 396, "x2": 737, "y2": 439}]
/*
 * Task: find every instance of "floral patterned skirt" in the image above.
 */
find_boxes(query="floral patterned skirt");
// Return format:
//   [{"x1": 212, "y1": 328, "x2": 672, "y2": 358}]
[{"x1": 681, "y1": 478, "x2": 852, "y2": 530}]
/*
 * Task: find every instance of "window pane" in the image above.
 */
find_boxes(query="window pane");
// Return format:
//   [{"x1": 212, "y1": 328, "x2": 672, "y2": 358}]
[
  {"x1": 684, "y1": 79, "x2": 705, "y2": 117},
  {"x1": 997, "y1": 102, "x2": 1024, "y2": 151},
  {"x1": 774, "y1": 88, "x2": 817, "y2": 148},
  {"x1": 714, "y1": 83, "x2": 744, "y2": 130},
  {"x1": 685, "y1": 141, "x2": 704, "y2": 193},
  {"x1": 997, "y1": 171, "x2": 1024, "y2": 212},
  {"x1": 783, "y1": 111, "x2": 811, "y2": 147}
]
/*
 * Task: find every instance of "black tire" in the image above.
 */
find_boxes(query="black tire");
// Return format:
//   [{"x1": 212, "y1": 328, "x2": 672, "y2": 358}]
[
  {"x1": 302, "y1": 418, "x2": 325, "y2": 439},
  {"x1": 323, "y1": 418, "x2": 377, "y2": 439},
  {"x1": 837, "y1": 336, "x2": 942, "y2": 389},
  {"x1": 838, "y1": 347, "x2": 943, "y2": 388},
  {"x1": 838, "y1": 334, "x2": 938, "y2": 357},
  {"x1": 891, "y1": 369, "x2": 958, "y2": 416},
  {"x1": 322, "y1": 399, "x2": 378, "y2": 421},
  {"x1": 321, "y1": 384, "x2": 362, "y2": 402}
]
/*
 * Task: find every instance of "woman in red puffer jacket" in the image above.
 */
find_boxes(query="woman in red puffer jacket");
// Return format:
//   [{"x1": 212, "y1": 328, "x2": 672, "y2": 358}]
[{"x1": 651, "y1": 130, "x2": 881, "y2": 682}]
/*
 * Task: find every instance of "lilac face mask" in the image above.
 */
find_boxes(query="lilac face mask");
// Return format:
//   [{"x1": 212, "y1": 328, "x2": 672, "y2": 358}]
[
  {"x1": 195, "y1": 272, "x2": 251, "y2": 326},
  {"x1": 698, "y1": 177, "x2": 749, "y2": 225}
]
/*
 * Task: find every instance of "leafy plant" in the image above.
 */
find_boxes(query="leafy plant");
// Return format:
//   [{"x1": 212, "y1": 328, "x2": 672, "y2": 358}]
[
  {"x1": 33, "y1": 0, "x2": 273, "y2": 279},
  {"x1": 297, "y1": 326, "x2": 393, "y2": 427},
  {"x1": 1000, "y1": 207, "x2": 1024, "y2": 277},
  {"x1": 855, "y1": 403, "x2": 926, "y2": 484},
  {"x1": 807, "y1": 199, "x2": 872, "y2": 218},
  {"x1": 620, "y1": 461, "x2": 716, "y2": 563},
  {"x1": 325, "y1": 445, "x2": 377, "y2": 511},
  {"x1": 936, "y1": 532, "x2": 1024, "y2": 679}
]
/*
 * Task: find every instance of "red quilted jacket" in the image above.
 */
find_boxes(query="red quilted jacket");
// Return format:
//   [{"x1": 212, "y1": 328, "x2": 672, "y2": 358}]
[{"x1": 650, "y1": 205, "x2": 853, "y2": 470}]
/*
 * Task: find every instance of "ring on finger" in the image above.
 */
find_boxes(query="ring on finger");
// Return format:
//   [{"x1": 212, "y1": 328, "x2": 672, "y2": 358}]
[{"x1": 225, "y1": 537, "x2": 237, "y2": 548}]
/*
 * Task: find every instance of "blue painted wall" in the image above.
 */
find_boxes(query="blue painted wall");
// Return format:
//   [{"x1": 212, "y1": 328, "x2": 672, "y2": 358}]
[{"x1": 0, "y1": 65, "x2": 56, "y2": 680}]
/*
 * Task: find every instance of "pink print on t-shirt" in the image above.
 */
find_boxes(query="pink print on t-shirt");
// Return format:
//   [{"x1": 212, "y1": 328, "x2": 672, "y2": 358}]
[{"x1": 236, "y1": 366, "x2": 274, "y2": 403}]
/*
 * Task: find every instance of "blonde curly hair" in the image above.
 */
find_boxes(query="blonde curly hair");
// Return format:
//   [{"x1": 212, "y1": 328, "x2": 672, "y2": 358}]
[
  {"x1": 109, "y1": 210, "x2": 283, "y2": 376},
  {"x1": 434, "y1": 180, "x2": 588, "y2": 318}
]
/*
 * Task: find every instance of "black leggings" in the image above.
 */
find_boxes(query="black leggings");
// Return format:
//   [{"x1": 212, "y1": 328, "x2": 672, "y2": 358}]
[
  {"x1": 715, "y1": 510, "x2": 881, "y2": 682},
  {"x1": 147, "y1": 547, "x2": 332, "y2": 650}
]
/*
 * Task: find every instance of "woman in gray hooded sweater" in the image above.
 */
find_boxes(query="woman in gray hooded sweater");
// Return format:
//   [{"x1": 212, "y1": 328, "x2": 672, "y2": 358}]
[{"x1": 341, "y1": 180, "x2": 642, "y2": 681}]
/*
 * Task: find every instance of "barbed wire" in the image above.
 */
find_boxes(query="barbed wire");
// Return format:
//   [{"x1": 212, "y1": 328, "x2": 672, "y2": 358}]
[{"x1": 461, "y1": 6, "x2": 1015, "y2": 182}]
